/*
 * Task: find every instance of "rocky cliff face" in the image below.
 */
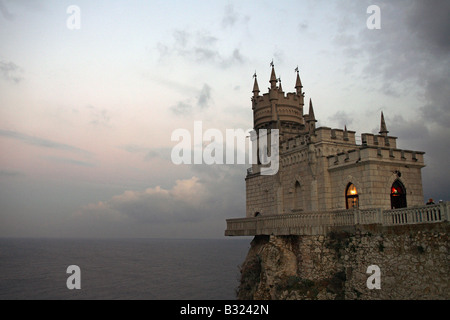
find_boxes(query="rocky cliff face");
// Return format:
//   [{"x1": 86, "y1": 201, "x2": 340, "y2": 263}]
[{"x1": 237, "y1": 223, "x2": 449, "y2": 300}]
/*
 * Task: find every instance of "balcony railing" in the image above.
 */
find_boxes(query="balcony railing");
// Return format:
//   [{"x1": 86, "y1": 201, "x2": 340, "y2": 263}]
[{"x1": 225, "y1": 202, "x2": 449, "y2": 236}]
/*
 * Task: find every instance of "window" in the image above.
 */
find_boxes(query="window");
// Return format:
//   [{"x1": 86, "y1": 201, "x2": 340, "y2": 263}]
[
  {"x1": 391, "y1": 180, "x2": 407, "y2": 209},
  {"x1": 293, "y1": 181, "x2": 303, "y2": 211},
  {"x1": 346, "y1": 183, "x2": 359, "y2": 209}
]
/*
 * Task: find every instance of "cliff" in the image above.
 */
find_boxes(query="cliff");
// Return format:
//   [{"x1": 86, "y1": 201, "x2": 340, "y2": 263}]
[{"x1": 237, "y1": 222, "x2": 449, "y2": 300}]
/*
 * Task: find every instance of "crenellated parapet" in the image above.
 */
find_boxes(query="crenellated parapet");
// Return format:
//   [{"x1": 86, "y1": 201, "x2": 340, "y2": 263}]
[
  {"x1": 327, "y1": 147, "x2": 425, "y2": 170},
  {"x1": 361, "y1": 133, "x2": 397, "y2": 149},
  {"x1": 313, "y1": 127, "x2": 357, "y2": 145},
  {"x1": 253, "y1": 91, "x2": 305, "y2": 129}
]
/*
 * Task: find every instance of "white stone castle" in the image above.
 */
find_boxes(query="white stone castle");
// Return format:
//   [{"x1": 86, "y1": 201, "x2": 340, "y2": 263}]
[{"x1": 226, "y1": 64, "x2": 448, "y2": 236}]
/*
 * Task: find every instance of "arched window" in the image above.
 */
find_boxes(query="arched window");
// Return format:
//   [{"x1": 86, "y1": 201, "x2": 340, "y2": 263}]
[
  {"x1": 293, "y1": 181, "x2": 303, "y2": 211},
  {"x1": 391, "y1": 180, "x2": 407, "y2": 209},
  {"x1": 346, "y1": 183, "x2": 359, "y2": 209}
]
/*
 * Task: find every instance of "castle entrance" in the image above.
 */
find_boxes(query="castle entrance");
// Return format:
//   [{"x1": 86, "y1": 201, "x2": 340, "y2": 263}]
[{"x1": 391, "y1": 180, "x2": 407, "y2": 209}]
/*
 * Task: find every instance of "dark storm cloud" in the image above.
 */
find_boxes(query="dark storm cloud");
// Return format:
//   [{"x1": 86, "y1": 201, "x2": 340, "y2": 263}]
[
  {"x1": 419, "y1": 74, "x2": 450, "y2": 127},
  {"x1": 404, "y1": 0, "x2": 450, "y2": 57},
  {"x1": 334, "y1": 0, "x2": 450, "y2": 201},
  {"x1": 0, "y1": 129, "x2": 92, "y2": 156},
  {"x1": 335, "y1": 0, "x2": 449, "y2": 87}
]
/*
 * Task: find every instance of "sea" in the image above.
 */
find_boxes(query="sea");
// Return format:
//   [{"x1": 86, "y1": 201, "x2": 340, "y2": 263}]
[{"x1": 0, "y1": 237, "x2": 252, "y2": 300}]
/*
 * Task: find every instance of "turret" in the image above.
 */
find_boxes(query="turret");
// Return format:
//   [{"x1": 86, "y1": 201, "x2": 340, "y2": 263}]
[{"x1": 251, "y1": 63, "x2": 306, "y2": 139}]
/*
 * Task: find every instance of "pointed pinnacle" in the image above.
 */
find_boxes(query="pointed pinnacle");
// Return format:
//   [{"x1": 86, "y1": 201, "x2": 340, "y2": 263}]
[
  {"x1": 379, "y1": 111, "x2": 389, "y2": 135},
  {"x1": 308, "y1": 98, "x2": 315, "y2": 120}
]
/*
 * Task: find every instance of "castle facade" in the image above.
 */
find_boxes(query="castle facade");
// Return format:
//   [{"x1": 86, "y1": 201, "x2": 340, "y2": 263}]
[{"x1": 246, "y1": 65, "x2": 425, "y2": 218}]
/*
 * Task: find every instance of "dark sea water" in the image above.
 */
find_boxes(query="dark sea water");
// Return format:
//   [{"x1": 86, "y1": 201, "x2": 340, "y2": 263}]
[{"x1": 0, "y1": 238, "x2": 251, "y2": 300}]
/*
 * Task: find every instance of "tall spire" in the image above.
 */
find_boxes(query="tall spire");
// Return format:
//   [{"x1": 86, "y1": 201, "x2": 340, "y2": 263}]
[
  {"x1": 252, "y1": 71, "x2": 260, "y2": 96},
  {"x1": 379, "y1": 111, "x2": 389, "y2": 136},
  {"x1": 295, "y1": 66, "x2": 303, "y2": 95},
  {"x1": 269, "y1": 60, "x2": 277, "y2": 89},
  {"x1": 307, "y1": 98, "x2": 317, "y2": 134},
  {"x1": 308, "y1": 98, "x2": 316, "y2": 121},
  {"x1": 343, "y1": 125, "x2": 349, "y2": 141}
]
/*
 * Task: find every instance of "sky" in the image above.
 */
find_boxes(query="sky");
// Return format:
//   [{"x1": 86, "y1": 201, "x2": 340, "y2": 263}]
[{"x1": 0, "y1": 0, "x2": 449, "y2": 239}]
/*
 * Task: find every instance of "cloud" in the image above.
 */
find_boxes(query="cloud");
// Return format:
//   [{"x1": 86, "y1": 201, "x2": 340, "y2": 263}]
[
  {"x1": 170, "y1": 83, "x2": 213, "y2": 116},
  {"x1": 197, "y1": 84, "x2": 212, "y2": 109},
  {"x1": 0, "y1": 169, "x2": 24, "y2": 177},
  {"x1": 222, "y1": 3, "x2": 238, "y2": 28},
  {"x1": 419, "y1": 73, "x2": 450, "y2": 127},
  {"x1": 404, "y1": 0, "x2": 450, "y2": 57},
  {"x1": 170, "y1": 101, "x2": 193, "y2": 116},
  {"x1": 298, "y1": 23, "x2": 308, "y2": 31},
  {"x1": 77, "y1": 176, "x2": 209, "y2": 224},
  {"x1": 43, "y1": 156, "x2": 96, "y2": 167},
  {"x1": 86, "y1": 105, "x2": 111, "y2": 127},
  {"x1": 119, "y1": 144, "x2": 172, "y2": 162},
  {"x1": 386, "y1": 114, "x2": 430, "y2": 144},
  {"x1": 334, "y1": 1, "x2": 449, "y2": 89},
  {"x1": 0, "y1": 60, "x2": 23, "y2": 83},
  {"x1": 0, "y1": 129, "x2": 92, "y2": 156},
  {"x1": 331, "y1": 0, "x2": 450, "y2": 201},
  {"x1": 157, "y1": 29, "x2": 245, "y2": 68},
  {"x1": 0, "y1": 1, "x2": 13, "y2": 20},
  {"x1": 327, "y1": 110, "x2": 353, "y2": 129},
  {"x1": 75, "y1": 163, "x2": 247, "y2": 232}
]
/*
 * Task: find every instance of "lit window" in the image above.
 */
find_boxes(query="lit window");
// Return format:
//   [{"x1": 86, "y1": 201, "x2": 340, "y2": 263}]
[
  {"x1": 391, "y1": 180, "x2": 407, "y2": 209},
  {"x1": 346, "y1": 183, "x2": 359, "y2": 209}
]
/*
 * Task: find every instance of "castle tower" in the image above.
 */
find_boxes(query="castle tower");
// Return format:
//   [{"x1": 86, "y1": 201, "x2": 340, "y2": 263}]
[{"x1": 252, "y1": 64, "x2": 306, "y2": 141}]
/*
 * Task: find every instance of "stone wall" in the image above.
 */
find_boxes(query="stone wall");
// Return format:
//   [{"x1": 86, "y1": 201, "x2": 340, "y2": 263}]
[
  {"x1": 246, "y1": 142, "x2": 425, "y2": 217},
  {"x1": 246, "y1": 173, "x2": 278, "y2": 217},
  {"x1": 237, "y1": 222, "x2": 449, "y2": 300}
]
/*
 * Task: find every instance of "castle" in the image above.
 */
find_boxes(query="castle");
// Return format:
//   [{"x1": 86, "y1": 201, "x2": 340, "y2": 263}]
[
  {"x1": 246, "y1": 64, "x2": 425, "y2": 216},
  {"x1": 225, "y1": 65, "x2": 449, "y2": 300},
  {"x1": 225, "y1": 64, "x2": 447, "y2": 237}
]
